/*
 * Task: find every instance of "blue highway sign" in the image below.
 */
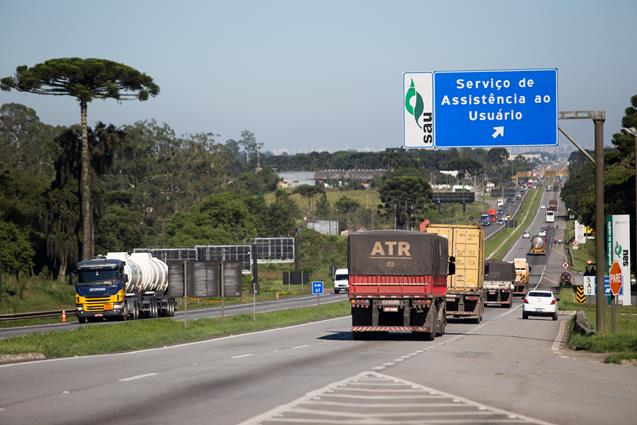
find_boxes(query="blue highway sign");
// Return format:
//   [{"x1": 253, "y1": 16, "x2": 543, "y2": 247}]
[
  {"x1": 312, "y1": 281, "x2": 324, "y2": 295},
  {"x1": 404, "y1": 69, "x2": 557, "y2": 148},
  {"x1": 434, "y1": 69, "x2": 557, "y2": 147}
]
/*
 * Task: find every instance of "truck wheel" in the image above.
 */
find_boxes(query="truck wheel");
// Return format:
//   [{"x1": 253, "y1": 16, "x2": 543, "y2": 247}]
[
  {"x1": 78, "y1": 317, "x2": 87, "y2": 324},
  {"x1": 423, "y1": 306, "x2": 437, "y2": 341}
]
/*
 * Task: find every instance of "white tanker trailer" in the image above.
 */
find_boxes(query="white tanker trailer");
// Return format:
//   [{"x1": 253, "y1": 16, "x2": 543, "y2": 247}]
[{"x1": 75, "y1": 252, "x2": 175, "y2": 323}]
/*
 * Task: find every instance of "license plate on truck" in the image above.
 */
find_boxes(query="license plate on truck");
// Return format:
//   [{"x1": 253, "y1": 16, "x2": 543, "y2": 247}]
[{"x1": 383, "y1": 307, "x2": 399, "y2": 312}]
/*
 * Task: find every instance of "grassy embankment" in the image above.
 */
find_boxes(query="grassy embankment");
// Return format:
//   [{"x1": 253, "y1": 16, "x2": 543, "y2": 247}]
[
  {"x1": 559, "y1": 287, "x2": 637, "y2": 364},
  {"x1": 563, "y1": 220, "x2": 595, "y2": 273},
  {"x1": 484, "y1": 188, "x2": 542, "y2": 260},
  {"x1": 0, "y1": 302, "x2": 350, "y2": 358}
]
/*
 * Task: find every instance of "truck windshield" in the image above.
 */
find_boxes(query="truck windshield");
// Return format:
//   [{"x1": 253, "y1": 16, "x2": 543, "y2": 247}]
[
  {"x1": 77, "y1": 269, "x2": 119, "y2": 285},
  {"x1": 335, "y1": 273, "x2": 348, "y2": 280}
]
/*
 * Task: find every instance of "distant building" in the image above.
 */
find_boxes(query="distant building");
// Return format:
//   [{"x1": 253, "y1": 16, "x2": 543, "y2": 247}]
[
  {"x1": 277, "y1": 171, "x2": 317, "y2": 188},
  {"x1": 314, "y1": 169, "x2": 386, "y2": 187},
  {"x1": 307, "y1": 220, "x2": 339, "y2": 236}
]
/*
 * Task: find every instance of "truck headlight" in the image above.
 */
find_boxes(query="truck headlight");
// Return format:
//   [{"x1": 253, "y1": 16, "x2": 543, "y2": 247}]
[
  {"x1": 113, "y1": 303, "x2": 124, "y2": 310},
  {"x1": 76, "y1": 306, "x2": 83, "y2": 311}
]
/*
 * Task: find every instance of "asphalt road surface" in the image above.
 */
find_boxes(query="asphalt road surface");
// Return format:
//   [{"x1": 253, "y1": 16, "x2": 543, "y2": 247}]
[{"x1": 1, "y1": 188, "x2": 636, "y2": 425}]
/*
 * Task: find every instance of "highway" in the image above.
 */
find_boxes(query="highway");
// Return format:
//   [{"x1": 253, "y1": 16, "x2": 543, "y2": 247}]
[{"x1": 1, "y1": 188, "x2": 635, "y2": 425}]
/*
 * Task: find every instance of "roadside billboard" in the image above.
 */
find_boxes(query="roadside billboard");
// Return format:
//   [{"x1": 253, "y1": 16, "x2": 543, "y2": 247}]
[{"x1": 605, "y1": 214, "x2": 632, "y2": 305}]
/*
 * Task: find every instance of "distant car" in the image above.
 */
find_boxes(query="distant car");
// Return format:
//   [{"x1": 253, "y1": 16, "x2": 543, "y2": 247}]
[
  {"x1": 504, "y1": 214, "x2": 512, "y2": 221},
  {"x1": 523, "y1": 290, "x2": 558, "y2": 320},
  {"x1": 497, "y1": 219, "x2": 504, "y2": 225},
  {"x1": 538, "y1": 229, "x2": 547, "y2": 237},
  {"x1": 522, "y1": 231, "x2": 531, "y2": 239},
  {"x1": 540, "y1": 205, "x2": 546, "y2": 209},
  {"x1": 333, "y1": 268, "x2": 349, "y2": 294}
]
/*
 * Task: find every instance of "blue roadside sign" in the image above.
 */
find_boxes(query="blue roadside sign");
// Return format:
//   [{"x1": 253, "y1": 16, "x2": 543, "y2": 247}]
[
  {"x1": 312, "y1": 281, "x2": 324, "y2": 295},
  {"x1": 404, "y1": 69, "x2": 558, "y2": 148},
  {"x1": 604, "y1": 276, "x2": 623, "y2": 295}
]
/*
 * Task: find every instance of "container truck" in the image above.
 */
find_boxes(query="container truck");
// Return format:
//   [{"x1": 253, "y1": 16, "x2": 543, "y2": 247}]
[
  {"x1": 484, "y1": 260, "x2": 515, "y2": 307},
  {"x1": 513, "y1": 257, "x2": 530, "y2": 295},
  {"x1": 548, "y1": 199, "x2": 558, "y2": 211},
  {"x1": 424, "y1": 224, "x2": 485, "y2": 323},
  {"x1": 529, "y1": 236, "x2": 547, "y2": 255},
  {"x1": 75, "y1": 252, "x2": 176, "y2": 323},
  {"x1": 348, "y1": 230, "x2": 454, "y2": 341}
]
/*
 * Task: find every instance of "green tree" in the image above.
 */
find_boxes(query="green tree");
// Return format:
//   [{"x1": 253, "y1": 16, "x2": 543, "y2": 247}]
[
  {"x1": 335, "y1": 196, "x2": 359, "y2": 231},
  {"x1": 166, "y1": 192, "x2": 256, "y2": 246},
  {"x1": 1, "y1": 58, "x2": 159, "y2": 260},
  {"x1": 294, "y1": 185, "x2": 325, "y2": 220},
  {"x1": 0, "y1": 220, "x2": 35, "y2": 300},
  {"x1": 379, "y1": 175, "x2": 433, "y2": 229}
]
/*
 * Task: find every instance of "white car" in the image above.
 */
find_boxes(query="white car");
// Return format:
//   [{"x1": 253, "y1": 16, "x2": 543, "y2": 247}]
[
  {"x1": 540, "y1": 205, "x2": 546, "y2": 209},
  {"x1": 333, "y1": 268, "x2": 349, "y2": 294},
  {"x1": 523, "y1": 290, "x2": 558, "y2": 320},
  {"x1": 538, "y1": 229, "x2": 547, "y2": 237},
  {"x1": 522, "y1": 231, "x2": 531, "y2": 239}
]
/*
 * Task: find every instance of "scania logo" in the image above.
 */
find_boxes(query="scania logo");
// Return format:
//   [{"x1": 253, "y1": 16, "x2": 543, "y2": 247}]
[{"x1": 89, "y1": 287, "x2": 106, "y2": 292}]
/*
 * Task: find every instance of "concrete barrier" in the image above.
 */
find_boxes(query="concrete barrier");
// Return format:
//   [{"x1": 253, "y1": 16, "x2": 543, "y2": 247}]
[{"x1": 572, "y1": 310, "x2": 596, "y2": 336}]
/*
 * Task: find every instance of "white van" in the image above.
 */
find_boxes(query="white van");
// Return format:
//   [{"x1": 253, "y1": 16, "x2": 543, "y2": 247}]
[{"x1": 333, "y1": 268, "x2": 349, "y2": 294}]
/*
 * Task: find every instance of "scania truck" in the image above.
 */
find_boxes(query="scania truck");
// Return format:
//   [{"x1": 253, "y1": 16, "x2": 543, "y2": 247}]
[
  {"x1": 348, "y1": 230, "x2": 454, "y2": 341},
  {"x1": 75, "y1": 252, "x2": 176, "y2": 322}
]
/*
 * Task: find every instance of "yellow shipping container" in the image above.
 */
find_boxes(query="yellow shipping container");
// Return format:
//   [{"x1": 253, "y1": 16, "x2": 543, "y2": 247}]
[{"x1": 426, "y1": 224, "x2": 485, "y2": 291}]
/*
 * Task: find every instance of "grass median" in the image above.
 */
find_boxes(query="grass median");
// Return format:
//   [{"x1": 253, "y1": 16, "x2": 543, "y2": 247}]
[
  {"x1": 485, "y1": 188, "x2": 542, "y2": 260},
  {"x1": 559, "y1": 287, "x2": 637, "y2": 364},
  {"x1": 0, "y1": 300, "x2": 351, "y2": 359}
]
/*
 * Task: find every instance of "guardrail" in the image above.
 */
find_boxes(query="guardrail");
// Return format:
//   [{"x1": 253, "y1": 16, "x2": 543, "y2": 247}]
[{"x1": 0, "y1": 309, "x2": 76, "y2": 322}]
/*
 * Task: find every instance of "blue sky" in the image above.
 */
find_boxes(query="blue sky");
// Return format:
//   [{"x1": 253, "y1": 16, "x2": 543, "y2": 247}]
[{"x1": 1, "y1": 0, "x2": 635, "y2": 153}]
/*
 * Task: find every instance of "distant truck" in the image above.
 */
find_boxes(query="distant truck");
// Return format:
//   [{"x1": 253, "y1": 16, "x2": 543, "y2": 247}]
[
  {"x1": 513, "y1": 258, "x2": 530, "y2": 296},
  {"x1": 347, "y1": 230, "x2": 453, "y2": 341},
  {"x1": 528, "y1": 236, "x2": 547, "y2": 255},
  {"x1": 548, "y1": 199, "x2": 558, "y2": 211},
  {"x1": 333, "y1": 268, "x2": 349, "y2": 294},
  {"x1": 425, "y1": 224, "x2": 485, "y2": 323},
  {"x1": 487, "y1": 208, "x2": 497, "y2": 223},
  {"x1": 75, "y1": 252, "x2": 176, "y2": 323},
  {"x1": 480, "y1": 214, "x2": 491, "y2": 226},
  {"x1": 552, "y1": 181, "x2": 560, "y2": 191},
  {"x1": 484, "y1": 260, "x2": 515, "y2": 307}
]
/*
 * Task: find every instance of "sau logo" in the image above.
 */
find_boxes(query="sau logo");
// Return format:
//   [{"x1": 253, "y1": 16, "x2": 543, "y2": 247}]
[{"x1": 404, "y1": 74, "x2": 434, "y2": 148}]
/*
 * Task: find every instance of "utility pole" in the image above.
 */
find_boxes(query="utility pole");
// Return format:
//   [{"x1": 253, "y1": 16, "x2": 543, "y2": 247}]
[{"x1": 559, "y1": 111, "x2": 606, "y2": 333}]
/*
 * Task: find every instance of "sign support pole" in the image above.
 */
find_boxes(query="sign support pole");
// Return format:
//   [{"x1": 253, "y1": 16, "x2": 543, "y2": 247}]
[
  {"x1": 183, "y1": 261, "x2": 188, "y2": 328},
  {"x1": 611, "y1": 295, "x2": 617, "y2": 334},
  {"x1": 221, "y1": 256, "x2": 225, "y2": 325},
  {"x1": 593, "y1": 113, "x2": 605, "y2": 334}
]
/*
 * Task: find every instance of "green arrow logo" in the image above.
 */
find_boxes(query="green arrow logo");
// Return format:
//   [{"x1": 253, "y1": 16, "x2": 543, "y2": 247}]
[{"x1": 405, "y1": 79, "x2": 424, "y2": 128}]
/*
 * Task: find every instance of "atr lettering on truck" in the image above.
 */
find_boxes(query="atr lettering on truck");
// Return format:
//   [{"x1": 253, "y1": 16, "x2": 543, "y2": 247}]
[{"x1": 370, "y1": 241, "x2": 411, "y2": 258}]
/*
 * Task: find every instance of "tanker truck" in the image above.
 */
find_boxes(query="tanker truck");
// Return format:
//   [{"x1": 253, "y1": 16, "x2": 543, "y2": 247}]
[
  {"x1": 348, "y1": 230, "x2": 454, "y2": 341},
  {"x1": 528, "y1": 235, "x2": 547, "y2": 255},
  {"x1": 75, "y1": 252, "x2": 176, "y2": 323}
]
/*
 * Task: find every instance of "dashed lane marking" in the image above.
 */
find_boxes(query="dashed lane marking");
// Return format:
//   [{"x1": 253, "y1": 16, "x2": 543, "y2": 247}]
[
  {"x1": 232, "y1": 353, "x2": 255, "y2": 359},
  {"x1": 118, "y1": 372, "x2": 158, "y2": 382},
  {"x1": 237, "y1": 371, "x2": 557, "y2": 425}
]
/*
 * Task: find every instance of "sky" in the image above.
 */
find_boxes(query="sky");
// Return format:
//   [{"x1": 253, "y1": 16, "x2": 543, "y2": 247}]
[{"x1": 0, "y1": 0, "x2": 635, "y2": 154}]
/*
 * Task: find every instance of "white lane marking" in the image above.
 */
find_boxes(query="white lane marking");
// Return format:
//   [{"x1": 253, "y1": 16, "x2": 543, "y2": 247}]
[
  {"x1": 0, "y1": 316, "x2": 349, "y2": 369},
  {"x1": 0, "y1": 407, "x2": 5, "y2": 411},
  {"x1": 118, "y1": 372, "x2": 158, "y2": 382},
  {"x1": 493, "y1": 304, "x2": 522, "y2": 320},
  {"x1": 236, "y1": 371, "x2": 558, "y2": 425},
  {"x1": 293, "y1": 344, "x2": 309, "y2": 349},
  {"x1": 231, "y1": 353, "x2": 254, "y2": 359}
]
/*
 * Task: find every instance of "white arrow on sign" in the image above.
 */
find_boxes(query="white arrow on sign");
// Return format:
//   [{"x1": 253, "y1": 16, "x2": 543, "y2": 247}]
[{"x1": 491, "y1": 126, "x2": 504, "y2": 139}]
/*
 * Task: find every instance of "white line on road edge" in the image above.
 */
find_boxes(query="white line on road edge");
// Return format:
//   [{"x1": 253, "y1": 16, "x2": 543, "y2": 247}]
[
  {"x1": 235, "y1": 371, "x2": 558, "y2": 425},
  {"x1": 118, "y1": 373, "x2": 158, "y2": 382},
  {"x1": 231, "y1": 353, "x2": 254, "y2": 359},
  {"x1": 293, "y1": 344, "x2": 309, "y2": 349}
]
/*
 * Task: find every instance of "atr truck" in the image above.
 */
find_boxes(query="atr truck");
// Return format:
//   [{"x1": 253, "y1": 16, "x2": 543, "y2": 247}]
[
  {"x1": 513, "y1": 257, "x2": 530, "y2": 295},
  {"x1": 484, "y1": 260, "x2": 515, "y2": 307},
  {"x1": 348, "y1": 230, "x2": 454, "y2": 341},
  {"x1": 75, "y1": 252, "x2": 176, "y2": 323},
  {"x1": 425, "y1": 224, "x2": 485, "y2": 323}
]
